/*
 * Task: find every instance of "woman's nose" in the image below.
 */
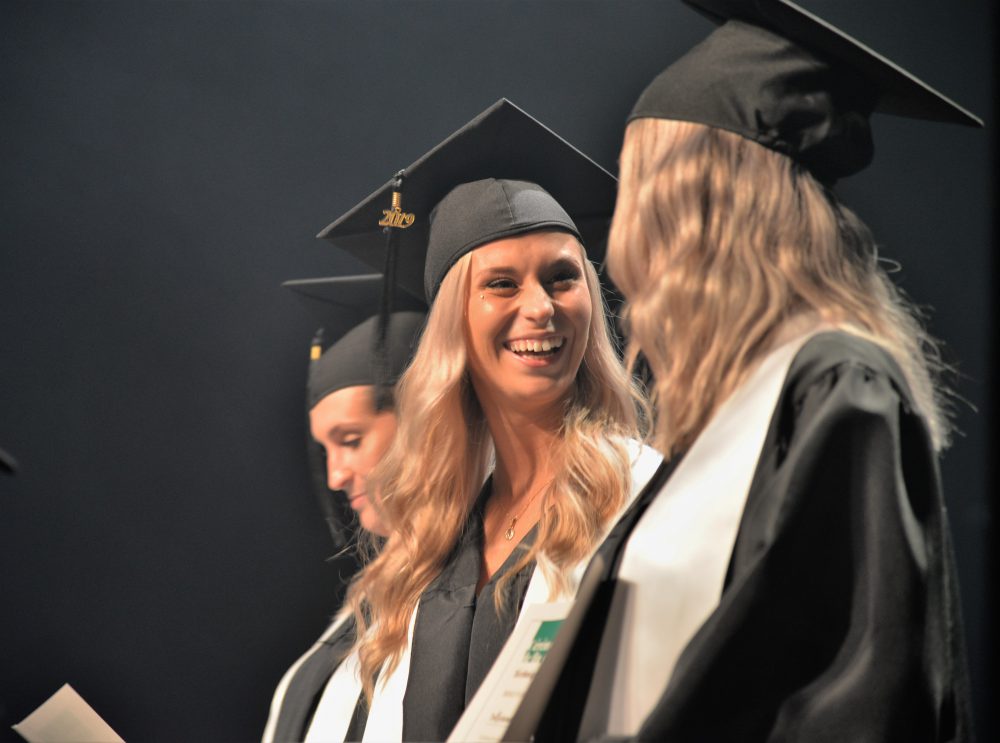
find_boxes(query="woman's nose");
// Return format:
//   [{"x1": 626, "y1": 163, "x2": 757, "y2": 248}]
[
  {"x1": 327, "y1": 461, "x2": 353, "y2": 492},
  {"x1": 520, "y1": 282, "x2": 555, "y2": 324}
]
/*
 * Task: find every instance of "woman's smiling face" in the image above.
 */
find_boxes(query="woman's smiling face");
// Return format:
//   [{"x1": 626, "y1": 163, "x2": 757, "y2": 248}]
[{"x1": 464, "y1": 230, "x2": 592, "y2": 416}]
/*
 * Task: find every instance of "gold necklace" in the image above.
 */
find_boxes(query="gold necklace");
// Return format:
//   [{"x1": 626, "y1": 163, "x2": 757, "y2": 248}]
[{"x1": 503, "y1": 486, "x2": 544, "y2": 541}]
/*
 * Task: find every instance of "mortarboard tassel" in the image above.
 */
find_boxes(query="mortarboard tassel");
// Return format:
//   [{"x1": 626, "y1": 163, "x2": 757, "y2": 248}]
[
  {"x1": 309, "y1": 327, "x2": 324, "y2": 362},
  {"x1": 373, "y1": 170, "x2": 409, "y2": 411}
]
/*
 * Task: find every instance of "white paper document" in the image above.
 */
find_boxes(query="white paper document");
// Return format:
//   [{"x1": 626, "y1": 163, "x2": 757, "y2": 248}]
[
  {"x1": 448, "y1": 601, "x2": 571, "y2": 743},
  {"x1": 13, "y1": 684, "x2": 124, "y2": 743}
]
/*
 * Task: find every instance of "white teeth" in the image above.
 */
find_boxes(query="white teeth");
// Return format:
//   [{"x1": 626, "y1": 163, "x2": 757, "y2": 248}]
[{"x1": 506, "y1": 337, "x2": 564, "y2": 354}]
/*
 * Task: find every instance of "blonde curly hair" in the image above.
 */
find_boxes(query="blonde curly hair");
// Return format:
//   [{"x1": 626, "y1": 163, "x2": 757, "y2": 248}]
[{"x1": 608, "y1": 117, "x2": 952, "y2": 458}]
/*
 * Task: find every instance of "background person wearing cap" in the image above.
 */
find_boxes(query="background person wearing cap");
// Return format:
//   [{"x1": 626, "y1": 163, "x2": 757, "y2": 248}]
[
  {"x1": 286, "y1": 275, "x2": 426, "y2": 550},
  {"x1": 262, "y1": 279, "x2": 425, "y2": 743},
  {"x1": 525, "y1": 1, "x2": 981, "y2": 741},
  {"x1": 323, "y1": 101, "x2": 662, "y2": 741}
]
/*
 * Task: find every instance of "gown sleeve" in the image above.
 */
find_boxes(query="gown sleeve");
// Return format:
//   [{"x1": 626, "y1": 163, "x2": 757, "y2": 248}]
[{"x1": 601, "y1": 335, "x2": 973, "y2": 742}]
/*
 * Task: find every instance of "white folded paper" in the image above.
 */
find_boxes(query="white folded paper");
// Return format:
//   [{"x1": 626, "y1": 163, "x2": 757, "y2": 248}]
[{"x1": 13, "y1": 684, "x2": 124, "y2": 743}]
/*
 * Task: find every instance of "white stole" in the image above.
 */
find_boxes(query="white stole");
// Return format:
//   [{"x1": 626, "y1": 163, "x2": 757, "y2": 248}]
[
  {"x1": 305, "y1": 647, "x2": 364, "y2": 743},
  {"x1": 359, "y1": 612, "x2": 417, "y2": 742},
  {"x1": 595, "y1": 331, "x2": 823, "y2": 737}
]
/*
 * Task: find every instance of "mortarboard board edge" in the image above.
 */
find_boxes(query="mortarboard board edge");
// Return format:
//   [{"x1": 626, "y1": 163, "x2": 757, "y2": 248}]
[
  {"x1": 282, "y1": 274, "x2": 385, "y2": 309},
  {"x1": 685, "y1": 0, "x2": 983, "y2": 128}
]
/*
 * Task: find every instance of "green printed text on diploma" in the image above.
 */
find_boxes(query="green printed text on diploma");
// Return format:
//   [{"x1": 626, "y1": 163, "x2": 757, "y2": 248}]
[{"x1": 524, "y1": 620, "x2": 563, "y2": 663}]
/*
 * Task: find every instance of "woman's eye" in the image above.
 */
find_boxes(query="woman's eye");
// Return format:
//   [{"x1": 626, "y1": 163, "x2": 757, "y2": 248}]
[
  {"x1": 485, "y1": 278, "x2": 518, "y2": 293},
  {"x1": 548, "y1": 271, "x2": 581, "y2": 290},
  {"x1": 340, "y1": 436, "x2": 362, "y2": 449}
]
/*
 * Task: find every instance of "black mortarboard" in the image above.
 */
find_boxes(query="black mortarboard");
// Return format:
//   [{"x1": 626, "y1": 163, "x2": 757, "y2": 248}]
[
  {"x1": 317, "y1": 99, "x2": 617, "y2": 302},
  {"x1": 630, "y1": 0, "x2": 982, "y2": 182},
  {"x1": 282, "y1": 275, "x2": 426, "y2": 408}
]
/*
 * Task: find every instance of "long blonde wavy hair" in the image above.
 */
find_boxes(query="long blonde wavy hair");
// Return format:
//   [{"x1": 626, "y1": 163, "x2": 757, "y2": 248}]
[
  {"x1": 347, "y1": 239, "x2": 643, "y2": 700},
  {"x1": 608, "y1": 118, "x2": 952, "y2": 458}
]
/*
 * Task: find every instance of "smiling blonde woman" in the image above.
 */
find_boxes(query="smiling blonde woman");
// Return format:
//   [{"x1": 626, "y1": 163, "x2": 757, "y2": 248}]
[{"x1": 310, "y1": 99, "x2": 662, "y2": 742}]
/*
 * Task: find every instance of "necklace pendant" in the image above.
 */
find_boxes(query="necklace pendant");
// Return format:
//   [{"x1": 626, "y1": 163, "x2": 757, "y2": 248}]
[{"x1": 504, "y1": 520, "x2": 516, "y2": 541}]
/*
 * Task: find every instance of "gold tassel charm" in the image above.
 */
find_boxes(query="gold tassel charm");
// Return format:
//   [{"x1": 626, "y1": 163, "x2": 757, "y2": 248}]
[{"x1": 378, "y1": 189, "x2": 415, "y2": 229}]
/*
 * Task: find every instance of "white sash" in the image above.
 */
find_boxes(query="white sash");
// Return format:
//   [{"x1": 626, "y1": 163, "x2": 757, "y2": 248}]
[
  {"x1": 595, "y1": 331, "x2": 823, "y2": 737},
  {"x1": 360, "y1": 612, "x2": 417, "y2": 742},
  {"x1": 304, "y1": 647, "x2": 364, "y2": 743}
]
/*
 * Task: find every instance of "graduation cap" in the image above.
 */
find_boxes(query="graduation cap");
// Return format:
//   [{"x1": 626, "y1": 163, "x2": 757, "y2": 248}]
[
  {"x1": 629, "y1": 0, "x2": 983, "y2": 182},
  {"x1": 317, "y1": 99, "x2": 617, "y2": 302},
  {"x1": 282, "y1": 274, "x2": 426, "y2": 409},
  {"x1": 284, "y1": 274, "x2": 426, "y2": 550}
]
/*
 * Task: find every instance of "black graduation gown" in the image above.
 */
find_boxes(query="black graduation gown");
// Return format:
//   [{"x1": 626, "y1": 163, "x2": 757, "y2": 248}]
[
  {"x1": 535, "y1": 332, "x2": 973, "y2": 742},
  {"x1": 403, "y1": 492, "x2": 536, "y2": 741}
]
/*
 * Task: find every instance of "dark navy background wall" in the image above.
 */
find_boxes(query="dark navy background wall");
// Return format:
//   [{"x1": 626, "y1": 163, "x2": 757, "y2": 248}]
[{"x1": 0, "y1": 2, "x2": 993, "y2": 740}]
